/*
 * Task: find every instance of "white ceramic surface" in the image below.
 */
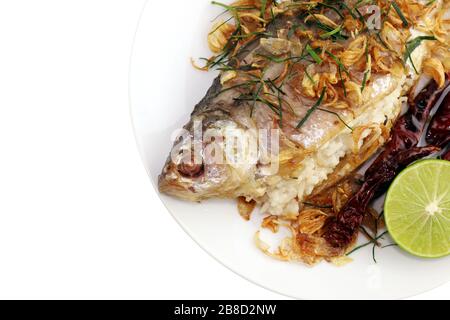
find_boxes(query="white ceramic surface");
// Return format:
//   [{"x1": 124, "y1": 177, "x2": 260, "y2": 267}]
[{"x1": 129, "y1": 0, "x2": 450, "y2": 299}]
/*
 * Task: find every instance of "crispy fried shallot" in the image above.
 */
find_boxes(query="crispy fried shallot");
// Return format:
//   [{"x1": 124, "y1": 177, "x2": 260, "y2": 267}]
[{"x1": 238, "y1": 196, "x2": 256, "y2": 221}]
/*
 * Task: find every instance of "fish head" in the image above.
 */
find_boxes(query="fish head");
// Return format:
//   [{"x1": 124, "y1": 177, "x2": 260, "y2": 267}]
[{"x1": 158, "y1": 114, "x2": 248, "y2": 202}]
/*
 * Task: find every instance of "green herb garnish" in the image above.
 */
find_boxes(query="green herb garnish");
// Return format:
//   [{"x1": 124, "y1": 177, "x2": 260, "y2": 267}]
[
  {"x1": 304, "y1": 69, "x2": 316, "y2": 85},
  {"x1": 211, "y1": 1, "x2": 256, "y2": 13},
  {"x1": 325, "y1": 50, "x2": 349, "y2": 75},
  {"x1": 277, "y1": 90, "x2": 283, "y2": 127},
  {"x1": 347, "y1": 231, "x2": 388, "y2": 256},
  {"x1": 296, "y1": 87, "x2": 326, "y2": 129},
  {"x1": 317, "y1": 108, "x2": 353, "y2": 131},
  {"x1": 320, "y1": 25, "x2": 344, "y2": 39},
  {"x1": 306, "y1": 45, "x2": 323, "y2": 64},
  {"x1": 260, "y1": 0, "x2": 268, "y2": 18},
  {"x1": 256, "y1": 54, "x2": 306, "y2": 64},
  {"x1": 391, "y1": 1, "x2": 409, "y2": 27},
  {"x1": 361, "y1": 71, "x2": 369, "y2": 92},
  {"x1": 216, "y1": 80, "x2": 257, "y2": 97},
  {"x1": 266, "y1": 78, "x2": 286, "y2": 96},
  {"x1": 250, "y1": 83, "x2": 263, "y2": 117},
  {"x1": 381, "y1": 244, "x2": 398, "y2": 249},
  {"x1": 361, "y1": 43, "x2": 370, "y2": 92},
  {"x1": 404, "y1": 36, "x2": 436, "y2": 74},
  {"x1": 340, "y1": 2, "x2": 357, "y2": 19},
  {"x1": 325, "y1": 50, "x2": 349, "y2": 97}
]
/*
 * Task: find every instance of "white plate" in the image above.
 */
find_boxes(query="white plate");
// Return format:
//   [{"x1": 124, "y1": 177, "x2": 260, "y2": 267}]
[{"x1": 129, "y1": 0, "x2": 450, "y2": 299}]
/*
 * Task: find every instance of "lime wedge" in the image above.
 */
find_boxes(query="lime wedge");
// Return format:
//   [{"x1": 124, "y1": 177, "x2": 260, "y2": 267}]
[{"x1": 384, "y1": 159, "x2": 450, "y2": 258}]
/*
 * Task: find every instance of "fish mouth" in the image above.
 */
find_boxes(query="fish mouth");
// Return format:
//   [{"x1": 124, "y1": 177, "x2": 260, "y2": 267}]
[
  {"x1": 158, "y1": 160, "x2": 206, "y2": 202},
  {"x1": 158, "y1": 174, "x2": 199, "y2": 202}
]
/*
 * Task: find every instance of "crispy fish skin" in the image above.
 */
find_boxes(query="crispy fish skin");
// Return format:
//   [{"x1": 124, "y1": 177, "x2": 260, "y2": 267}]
[{"x1": 158, "y1": 1, "x2": 440, "y2": 207}]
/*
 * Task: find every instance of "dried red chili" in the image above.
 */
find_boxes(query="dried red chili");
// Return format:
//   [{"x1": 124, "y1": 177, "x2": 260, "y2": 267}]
[
  {"x1": 324, "y1": 80, "x2": 447, "y2": 249},
  {"x1": 443, "y1": 150, "x2": 450, "y2": 161},
  {"x1": 324, "y1": 146, "x2": 439, "y2": 247},
  {"x1": 367, "y1": 80, "x2": 446, "y2": 178},
  {"x1": 426, "y1": 91, "x2": 450, "y2": 148}
]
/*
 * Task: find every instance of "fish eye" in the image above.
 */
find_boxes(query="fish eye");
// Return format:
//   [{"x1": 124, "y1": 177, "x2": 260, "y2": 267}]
[{"x1": 177, "y1": 162, "x2": 204, "y2": 178}]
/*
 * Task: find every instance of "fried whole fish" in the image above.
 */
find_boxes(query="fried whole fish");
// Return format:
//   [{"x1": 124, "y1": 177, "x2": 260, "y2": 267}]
[{"x1": 159, "y1": 0, "x2": 448, "y2": 260}]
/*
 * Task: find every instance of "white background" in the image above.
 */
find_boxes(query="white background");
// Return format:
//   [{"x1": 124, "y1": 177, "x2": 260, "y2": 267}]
[{"x1": 0, "y1": 0, "x2": 447, "y2": 300}]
